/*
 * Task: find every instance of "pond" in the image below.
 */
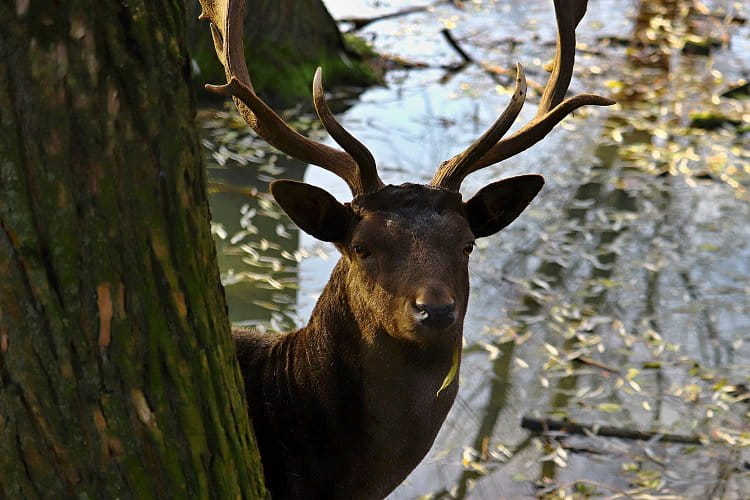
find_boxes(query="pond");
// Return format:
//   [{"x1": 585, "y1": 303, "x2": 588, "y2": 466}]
[{"x1": 200, "y1": 0, "x2": 750, "y2": 497}]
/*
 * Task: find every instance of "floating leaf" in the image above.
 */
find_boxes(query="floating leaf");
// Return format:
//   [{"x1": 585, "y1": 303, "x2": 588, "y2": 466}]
[{"x1": 597, "y1": 402, "x2": 621, "y2": 413}]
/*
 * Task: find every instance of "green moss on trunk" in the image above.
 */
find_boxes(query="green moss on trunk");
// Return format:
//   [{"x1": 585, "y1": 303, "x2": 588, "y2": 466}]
[
  {"x1": 0, "y1": 1, "x2": 265, "y2": 497},
  {"x1": 188, "y1": 0, "x2": 378, "y2": 105}
]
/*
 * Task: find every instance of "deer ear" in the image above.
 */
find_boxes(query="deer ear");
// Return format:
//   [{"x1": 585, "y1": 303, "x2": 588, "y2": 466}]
[
  {"x1": 270, "y1": 180, "x2": 351, "y2": 242},
  {"x1": 465, "y1": 175, "x2": 544, "y2": 238}
]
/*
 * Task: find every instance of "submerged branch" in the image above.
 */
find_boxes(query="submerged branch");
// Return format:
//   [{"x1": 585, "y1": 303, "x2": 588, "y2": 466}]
[
  {"x1": 521, "y1": 416, "x2": 705, "y2": 445},
  {"x1": 569, "y1": 354, "x2": 622, "y2": 375}
]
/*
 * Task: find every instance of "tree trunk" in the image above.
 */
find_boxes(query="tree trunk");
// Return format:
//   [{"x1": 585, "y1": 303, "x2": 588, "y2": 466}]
[
  {"x1": 0, "y1": 2, "x2": 264, "y2": 498},
  {"x1": 188, "y1": 0, "x2": 377, "y2": 105}
]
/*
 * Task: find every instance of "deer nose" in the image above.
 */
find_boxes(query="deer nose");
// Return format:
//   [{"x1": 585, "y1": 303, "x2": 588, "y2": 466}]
[{"x1": 413, "y1": 287, "x2": 456, "y2": 330}]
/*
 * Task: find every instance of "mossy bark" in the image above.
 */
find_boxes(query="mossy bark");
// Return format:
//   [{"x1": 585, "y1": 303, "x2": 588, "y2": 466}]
[
  {"x1": 188, "y1": 0, "x2": 377, "y2": 105},
  {"x1": 0, "y1": 1, "x2": 265, "y2": 498}
]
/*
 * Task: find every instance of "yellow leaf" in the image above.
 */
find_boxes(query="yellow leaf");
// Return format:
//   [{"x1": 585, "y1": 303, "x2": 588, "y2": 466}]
[
  {"x1": 437, "y1": 344, "x2": 461, "y2": 397},
  {"x1": 597, "y1": 402, "x2": 621, "y2": 413},
  {"x1": 626, "y1": 367, "x2": 640, "y2": 381}
]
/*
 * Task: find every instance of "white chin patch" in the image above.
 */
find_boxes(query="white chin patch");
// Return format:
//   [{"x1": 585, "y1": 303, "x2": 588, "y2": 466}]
[{"x1": 413, "y1": 310, "x2": 429, "y2": 321}]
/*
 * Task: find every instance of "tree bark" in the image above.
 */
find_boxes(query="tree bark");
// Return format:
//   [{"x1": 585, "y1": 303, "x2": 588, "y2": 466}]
[{"x1": 0, "y1": 1, "x2": 264, "y2": 498}]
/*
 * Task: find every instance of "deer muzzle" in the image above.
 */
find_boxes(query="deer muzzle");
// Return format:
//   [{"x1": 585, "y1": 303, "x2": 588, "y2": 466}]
[{"x1": 412, "y1": 286, "x2": 456, "y2": 330}]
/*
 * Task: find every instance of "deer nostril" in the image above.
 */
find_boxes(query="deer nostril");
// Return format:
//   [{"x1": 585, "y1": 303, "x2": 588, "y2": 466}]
[
  {"x1": 414, "y1": 301, "x2": 454, "y2": 315},
  {"x1": 413, "y1": 300, "x2": 456, "y2": 330}
]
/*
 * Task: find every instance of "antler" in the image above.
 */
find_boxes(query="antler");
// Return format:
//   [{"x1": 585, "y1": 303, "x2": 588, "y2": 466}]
[
  {"x1": 430, "y1": 0, "x2": 616, "y2": 191},
  {"x1": 199, "y1": 0, "x2": 384, "y2": 195}
]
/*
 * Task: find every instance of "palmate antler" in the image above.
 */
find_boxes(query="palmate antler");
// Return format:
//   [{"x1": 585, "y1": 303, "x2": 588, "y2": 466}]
[
  {"x1": 199, "y1": 0, "x2": 613, "y2": 195},
  {"x1": 429, "y1": 0, "x2": 616, "y2": 191},
  {"x1": 198, "y1": 0, "x2": 384, "y2": 195}
]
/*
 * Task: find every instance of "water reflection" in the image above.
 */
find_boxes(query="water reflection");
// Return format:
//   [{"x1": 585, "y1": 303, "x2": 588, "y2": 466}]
[{"x1": 201, "y1": 110, "x2": 309, "y2": 331}]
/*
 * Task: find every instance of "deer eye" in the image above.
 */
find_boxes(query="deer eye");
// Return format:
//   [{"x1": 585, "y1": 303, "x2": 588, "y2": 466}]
[
  {"x1": 352, "y1": 245, "x2": 371, "y2": 258},
  {"x1": 463, "y1": 242, "x2": 475, "y2": 256}
]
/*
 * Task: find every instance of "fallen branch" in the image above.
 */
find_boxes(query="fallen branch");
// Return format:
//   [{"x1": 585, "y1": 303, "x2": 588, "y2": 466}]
[
  {"x1": 346, "y1": 7, "x2": 545, "y2": 92},
  {"x1": 441, "y1": 28, "x2": 474, "y2": 65},
  {"x1": 338, "y1": 0, "x2": 463, "y2": 32},
  {"x1": 521, "y1": 416, "x2": 704, "y2": 445},
  {"x1": 440, "y1": 29, "x2": 545, "y2": 93}
]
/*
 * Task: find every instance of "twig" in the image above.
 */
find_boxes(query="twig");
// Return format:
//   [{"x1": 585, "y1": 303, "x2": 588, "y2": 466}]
[
  {"x1": 521, "y1": 416, "x2": 705, "y2": 445},
  {"x1": 440, "y1": 29, "x2": 545, "y2": 92},
  {"x1": 375, "y1": 52, "x2": 467, "y2": 74},
  {"x1": 441, "y1": 28, "x2": 474, "y2": 64},
  {"x1": 569, "y1": 354, "x2": 622, "y2": 375},
  {"x1": 338, "y1": 0, "x2": 462, "y2": 32},
  {"x1": 378, "y1": 53, "x2": 431, "y2": 70},
  {"x1": 558, "y1": 443, "x2": 605, "y2": 456}
]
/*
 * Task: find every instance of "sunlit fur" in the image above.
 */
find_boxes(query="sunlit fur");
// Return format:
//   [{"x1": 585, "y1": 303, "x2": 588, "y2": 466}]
[{"x1": 343, "y1": 185, "x2": 472, "y2": 346}]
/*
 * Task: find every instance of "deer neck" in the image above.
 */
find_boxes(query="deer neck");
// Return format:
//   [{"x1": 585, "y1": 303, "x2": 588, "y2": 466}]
[
  {"x1": 300, "y1": 258, "x2": 461, "y2": 496},
  {"x1": 247, "y1": 258, "x2": 461, "y2": 498},
  {"x1": 301, "y1": 258, "x2": 462, "y2": 435}
]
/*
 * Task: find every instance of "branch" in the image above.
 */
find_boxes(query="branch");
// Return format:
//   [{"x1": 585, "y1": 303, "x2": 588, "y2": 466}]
[
  {"x1": 441, "y1": 28, "x2": 474, "y2": 64},
  {"x1": 521, "y1": 416, "x2": 705, "y2": 445},
  {"x1": 569, "y1": 354, "x2": 621, "y2": 375},
  {"x1": 338, "y1": 0, "x2": 463, "y2": 32},
  {"x1": 441, "y1": 29, "x2": 545, "y2": 92}
]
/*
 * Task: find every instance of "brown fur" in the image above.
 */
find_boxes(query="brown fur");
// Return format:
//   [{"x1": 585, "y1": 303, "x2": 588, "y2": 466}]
[{"x1": 233, "y1": 181, "x2": 542, "y2": 499}]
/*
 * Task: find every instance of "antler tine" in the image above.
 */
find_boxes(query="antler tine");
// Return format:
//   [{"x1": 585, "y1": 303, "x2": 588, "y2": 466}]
[
  {"x1": 461, "y1": 93, "x2": 614, "y2": 172},
  {"x1": 199, "y1": 0, "x2": 376, "y2": 195},
  {"x1": 312, "y1": 68, "x2": 384, "y2": 193},
  {"x1": 431, "y1": 0, "x2": 615, "y2": 191},
  {"x1": 429, "y1": 63, "x2": 527, "y2": 191},
  {"x1": 206, "y1": 78, "x2": 362, "y2": 192},
  {"x1": 535, "y1": 0, "x2": 588, "y2": 116}
]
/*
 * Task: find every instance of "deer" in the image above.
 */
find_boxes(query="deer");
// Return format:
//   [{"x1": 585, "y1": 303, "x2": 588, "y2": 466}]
[{"x1": 198, "y1": 0, "x2": 613, "y2": 498}]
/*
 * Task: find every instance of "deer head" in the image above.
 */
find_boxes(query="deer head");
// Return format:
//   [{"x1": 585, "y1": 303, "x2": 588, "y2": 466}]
[{"x1": 198, "y1": 0, "x2": 614, "y2": 343}]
